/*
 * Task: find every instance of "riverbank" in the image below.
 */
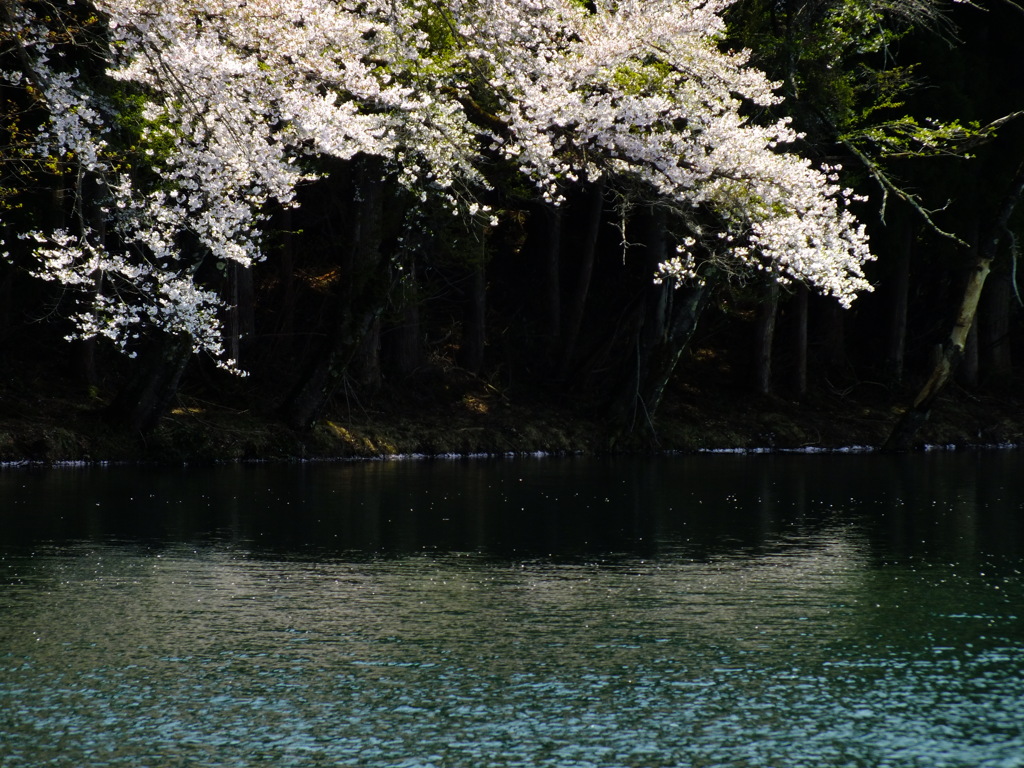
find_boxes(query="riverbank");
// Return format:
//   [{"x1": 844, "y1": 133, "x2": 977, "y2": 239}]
[{"x1": 2, "y1": 361, "x2": 1022, "y2": 464}]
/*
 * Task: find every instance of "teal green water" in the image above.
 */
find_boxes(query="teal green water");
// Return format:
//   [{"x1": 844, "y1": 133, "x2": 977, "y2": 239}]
[{"x1": 2, "y1": 454, "x2": 1023, "y2": 767}]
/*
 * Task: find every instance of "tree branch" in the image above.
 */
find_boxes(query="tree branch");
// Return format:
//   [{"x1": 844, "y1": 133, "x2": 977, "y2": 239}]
[{"x1": 839, "y1": 136, "x2": 969, "y2": 246}]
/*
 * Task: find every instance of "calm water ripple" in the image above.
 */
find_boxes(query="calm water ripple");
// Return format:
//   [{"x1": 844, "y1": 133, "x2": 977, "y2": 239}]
[{"x1": 2, "y1": 454, "x2": 1024, "y2": 767}]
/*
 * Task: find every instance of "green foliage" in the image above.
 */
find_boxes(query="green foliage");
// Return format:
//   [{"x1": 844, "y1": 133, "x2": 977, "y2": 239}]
[
  {"x1": 107, "y1": 86, "x2": 178, "y2": 166},
  {"x1": 848, "y1": 115, "x2": 987, "y2": 159},
  {"x1": 725, "y1": 0, "x2": 921, "y2": 137},
  {"x1": 609, "y1": 58, "x2": 675, "y2": 98},
  {"x1": 723, "y1": 0, "x2": 1003, "y2": 246},
  {"x1": 415, "y1": 1, "x2": 461, "y2": 58}
]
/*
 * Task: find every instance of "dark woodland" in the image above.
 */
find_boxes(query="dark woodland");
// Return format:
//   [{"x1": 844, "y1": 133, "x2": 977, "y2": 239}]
[{"x1": 3, "y1": 0, "x2": 1024, "y2": 462}]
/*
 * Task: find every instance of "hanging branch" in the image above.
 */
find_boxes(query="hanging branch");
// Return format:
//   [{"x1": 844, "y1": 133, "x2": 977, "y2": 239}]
[
  {"x1": 837, "y1": 109, "x2": 1024, "y2": 244},
  {"x1": 839, "y1": 136, "x2": 967, "y2": 245}
]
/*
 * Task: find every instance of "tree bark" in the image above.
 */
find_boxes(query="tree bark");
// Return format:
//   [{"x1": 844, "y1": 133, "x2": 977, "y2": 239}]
[
  {"x1": 541, "y1": 202, "x2": 562, "y2": 362},
  {"x1": 980, "y1": 269, "x2": 1013, "y2": 384},
  {"x1": 384, "y1": 280, "x2": 422, "y2": 378},
  {"x1": 883, "y1": 255, "x2": 990, "y2": 451},
  {"x1": 607, "y1": 207, "x2": 713, "y2": 446},
  {"x1": 823, "y1": 299, "x2": 848, "y2": 373},
  {"x1": 558, "y1": 182, "x2": 604, "y2": 378},
  {"x1": 959, "y1": 313, "x2": 979, "y2": 389},
  {"x1": 792, "y1": 285, "x2": 809, "y2": 398},
  {"x1": 228, "y1": 261, "x2": 255, "y2": 365},
  {"x1": 269, "y1": 208, "x2": 297, "y2": 361},
  {"x1": 77, "y1": 179, "x2": 107, "y2": 391},
  {"x1": 754, "y1": 280, "x2": 780, "y2": 394},
  {"x1": 0, "y1": 257, "x2": 10, "y2": 338},
  {"x1": 459, "y1": 253, "x2": 487, "y2": 374},
  {"x1": 885, "y1": 223, "x2": 912, "y2": 384},
  {"x1": 352, "y1": 315, "x2": 382, "y2": 392},
  {"x1": 106, "y1": 333, "x2": 192, "y2": 433},
  {"x1": 279, "y1": 157, "x2": 388, "y2": 429}
]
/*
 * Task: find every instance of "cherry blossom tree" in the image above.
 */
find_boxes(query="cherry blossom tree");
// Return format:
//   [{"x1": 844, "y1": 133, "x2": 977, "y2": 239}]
[{"x1": 2, "y1": 0, "x2": 875, "y2": 429}]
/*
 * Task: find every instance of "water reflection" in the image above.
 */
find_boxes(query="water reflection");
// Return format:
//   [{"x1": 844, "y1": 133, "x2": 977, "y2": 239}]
[
  {"x1": 3, "y1": 536, "x2": 1022, "y2": 767},
  {"x1": 2, "y1": 453, "x2": 1024, "y2": 767},
  {"x1": 3, "y1": 452, "x2": 1024, "y2": 563}
]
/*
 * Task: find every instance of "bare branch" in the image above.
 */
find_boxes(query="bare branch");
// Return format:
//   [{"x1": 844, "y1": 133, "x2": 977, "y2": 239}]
[{"x1": 839, "y1": 136, "x2": 969, "y2": 246}]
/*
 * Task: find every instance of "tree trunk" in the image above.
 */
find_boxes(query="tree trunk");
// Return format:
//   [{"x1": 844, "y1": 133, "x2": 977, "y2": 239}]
[
  {"x1": 0, "y1": 256, "x2": 10, "y2": 336},
  {"x1": 558, "y1": 182, "x2": 603, "y2": 378},
  {"x1": 607, "y1": 207, "x2": 713, "y2": 445},
  {"x1": 883, "y1": 256, "x2": 990, "y2": 451},
  {"x1": 980, "y1": 269, "x2": 1013, "y2": 384},
  {"x1": 541, "y1": 203, "x2": 562, "y2": 362},
  {"x1": 384, "y1": 280, "x2": 422, "y2": 378},
  {"x1": 823, "y1": 299, "x2": 848, "y2": 373},
  {"x1": 77, "y1": 185, "x2": 106, "y2": 392},
  {"x1": 608, "y1": 282, "x2": 711, "y2": 446},
  {"x1": 959, "y1": 314, "x2": 979, "y2": 389},
  {"x1": 885, "y1": 223, "x2": 912, "y2": 384},
  {"x1": 883, "y1": 160, "x2": 1024, "y2": 451},
  {"x1": 352, "y1": 315, "x2": 382, "y2": 392},
  {"x1": 754, "y1": 280, "x2": 780, "y2": 394},
  {"x1": 106, "y1": 333, "x2": 192, "y2": 433},
  {"x1": 459, "y1": 254, "x2": 487, "y2": 374},
  {"x1": 792, "y1": 285, "x2": 809, "y2": 398},
  {"x1": 279, "y1": 158, "x2": 388, "y2": 429},
  {"x1": 281, "y1": 279, "x2": 386, "y2": 428},
  {"x1": 228, "y1": 261, "x2": 256, "y2": 366},
  {"x1": 0, "y1": 223, "x2": 14, "y2": 373},
  {"x1": 956, "y1": 223, "x2": 981, "y2": 391},
  {"x1": 269, "y1": 208, "x2": 297, "y2": 361},
  {"x1": 76, "y1": 337, "x2": 98, "y2": 392}
]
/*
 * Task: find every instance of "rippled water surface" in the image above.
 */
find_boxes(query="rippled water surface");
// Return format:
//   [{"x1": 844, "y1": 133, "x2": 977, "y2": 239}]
[{"x1": 2, "y1": 453, "x2": 1024, "y2": 767}]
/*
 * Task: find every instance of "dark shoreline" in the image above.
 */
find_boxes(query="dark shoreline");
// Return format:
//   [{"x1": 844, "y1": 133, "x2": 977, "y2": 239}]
[{"x1": 3, "y1": 378, "x2": 1022, "y2": 465}]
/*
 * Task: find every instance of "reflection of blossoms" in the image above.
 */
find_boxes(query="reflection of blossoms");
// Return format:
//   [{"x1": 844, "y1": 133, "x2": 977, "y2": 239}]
[{"x1": 6, "y1": 0, "x2": 874, "y2": 370}]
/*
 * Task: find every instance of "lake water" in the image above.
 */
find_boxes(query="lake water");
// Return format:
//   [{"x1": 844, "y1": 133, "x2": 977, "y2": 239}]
[{"x1": 2, "y1": 452, "x2": 1023, "y2": 767}]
